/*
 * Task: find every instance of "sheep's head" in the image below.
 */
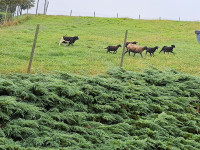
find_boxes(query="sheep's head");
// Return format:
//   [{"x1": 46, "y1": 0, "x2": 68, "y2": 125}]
[
  {"x1": 171, "y1": 45, "x2": 175, "y2": 48},
  {"x1": 118, "y1": 44, "x2": 122, "y2": 47},
  {"x1": 74, "y1": 36, "x2": 79, "y2": 40},
  {"x1": 132, "y1": 41, "x2": 138, "y2": 44},
  {"x1": 143, "y1": 46, "x2": 148, "y2": 50},
  {"x1": 155, "y1": 46, "x2": 159, "y2": 49}
]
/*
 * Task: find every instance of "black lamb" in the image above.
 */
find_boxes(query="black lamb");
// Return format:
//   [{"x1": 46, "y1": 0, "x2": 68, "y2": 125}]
[
  {"x1": 146, "y1": 46, "x2": 159, "y2": 56},
  {"x1": 159, "y1": 45, "x2": 176, "y2": 55},
  {"x1": 105, "y1": 44, "x2": 121, "y2": 54}
]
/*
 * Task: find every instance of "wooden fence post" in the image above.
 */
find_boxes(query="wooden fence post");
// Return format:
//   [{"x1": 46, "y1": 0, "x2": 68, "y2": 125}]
[
  {"x1": 94, "y1": 11, "x2": 95, "y2": 17},
  {"x1": 27, "y1": 24, "x2": 40, "y2": 73},
  {"x1": 120, "y1": 30, "x2": 128, "y2": 68},
  {"x1": 139, "y1": 14, "x2": 140, "y2": 20},
  {"x1": 117, "y1": 13, "x2": 118, "y2": 18}
]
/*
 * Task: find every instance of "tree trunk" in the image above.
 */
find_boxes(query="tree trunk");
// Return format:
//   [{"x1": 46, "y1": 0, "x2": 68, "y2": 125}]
[
  {"x1": 17, "y1": 6, "x2": 20, "y2": 17},
  {"x1": 27, "y1": 5, "x2": 29, "y2": 15},
  {"x1": 44, "y1": 0, "x2": 47, "y2": 15},
  {"x1": 20, "y1": 7, "x2": 23, "y2": 15},
  {"x1": 4, "y1": 5, "x2": 9, "y2": 24},
  {"x1": 36, "y1": 0, "x2": 40, "y2": 15},
  {"x1": 45, "y1": 1, "x2": 49, "y2": 15}
]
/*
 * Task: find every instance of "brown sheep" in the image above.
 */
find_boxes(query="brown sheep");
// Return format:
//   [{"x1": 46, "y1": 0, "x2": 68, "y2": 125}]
[{"x1": 125, "y1": 44, "x2": 147, "y2": 57}]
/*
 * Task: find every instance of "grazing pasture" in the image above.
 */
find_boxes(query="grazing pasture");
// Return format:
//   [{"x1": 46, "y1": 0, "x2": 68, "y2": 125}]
[{"x1": 0, "y1": 15, "x2": 200, "y2": 76}]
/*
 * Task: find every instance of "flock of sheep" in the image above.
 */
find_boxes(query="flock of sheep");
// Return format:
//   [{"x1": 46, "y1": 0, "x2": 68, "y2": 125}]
[
  {"x1": 105, "y1": 41, "x2": 176, "y2": 57},
  {"x1": 59, "y1": 36, "x2": 176, "y2": 57}
]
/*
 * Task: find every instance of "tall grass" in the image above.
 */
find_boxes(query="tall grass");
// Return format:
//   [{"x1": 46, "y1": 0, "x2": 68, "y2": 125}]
[{"x1": 0, "y1": 15, "x2": 200, "y2": 76}]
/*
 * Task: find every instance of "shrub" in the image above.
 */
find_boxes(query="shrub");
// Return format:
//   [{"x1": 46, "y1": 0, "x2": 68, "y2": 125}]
[{"x1": 1, "y1": 68, "x2": 200, "y2": 149}]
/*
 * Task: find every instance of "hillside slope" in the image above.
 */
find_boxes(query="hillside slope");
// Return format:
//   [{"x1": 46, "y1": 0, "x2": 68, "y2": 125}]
[
  {"x1": 0, "y1": 15, "x2": 200, "y2": 75},
  {"x1": 1, "y1": 68, "x2": 200, "y2": 149}
]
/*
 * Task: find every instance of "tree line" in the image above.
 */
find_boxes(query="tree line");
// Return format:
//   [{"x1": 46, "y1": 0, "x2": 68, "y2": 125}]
[{"x1": 0, "y1": 0, "x2": 35, "y2": 23}]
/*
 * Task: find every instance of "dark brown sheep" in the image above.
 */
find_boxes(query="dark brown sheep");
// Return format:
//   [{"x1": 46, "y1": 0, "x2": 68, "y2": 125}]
[{"x1": 105, "y1": 44, "x2": 121, "y2": 54}]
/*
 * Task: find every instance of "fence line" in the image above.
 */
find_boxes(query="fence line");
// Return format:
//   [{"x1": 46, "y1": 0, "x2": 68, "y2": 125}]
[
  {"x1": 1, "y1": 3, "x2": 196, "y2": 25},
  {"x1": 38, "y1": 9, "x2": 183, "y2": 21}
]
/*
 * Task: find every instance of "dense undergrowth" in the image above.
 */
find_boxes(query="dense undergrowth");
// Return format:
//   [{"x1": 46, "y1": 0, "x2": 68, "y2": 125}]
[{"x1": 0, "y1": 68, "x2": 200, "y2": 149}]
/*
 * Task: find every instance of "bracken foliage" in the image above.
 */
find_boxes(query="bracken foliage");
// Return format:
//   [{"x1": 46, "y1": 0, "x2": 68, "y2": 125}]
[{"x1": 0, "y1": 68, "x2": 200, "y2": 149}]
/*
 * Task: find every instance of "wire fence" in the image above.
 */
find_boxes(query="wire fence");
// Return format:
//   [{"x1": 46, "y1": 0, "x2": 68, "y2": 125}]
[
  {"x1": 26, "y1": 0, "x2": 187, "y2": 21},
  {"x1": 1, "y1": 0, "x2": 199, "y2": 25}
]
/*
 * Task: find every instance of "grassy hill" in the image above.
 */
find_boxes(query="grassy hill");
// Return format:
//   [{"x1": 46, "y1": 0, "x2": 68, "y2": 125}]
[
  {"x1": 1, "y1": 68, "x2": 200, "y2": 149},
  {"x1": 0, "y1": 15, "x2": 200, "y2": 76},
  {"x1": 1, "y1": 15, "x2": 200, "y2": 150}
]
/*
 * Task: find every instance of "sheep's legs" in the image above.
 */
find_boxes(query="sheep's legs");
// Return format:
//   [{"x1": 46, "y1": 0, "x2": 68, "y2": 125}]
[
  {"x1": 59, "y1": 37, "x2": 65, "y2": 46},
  {"x1": 107, "y1": 50, "x2": 112, "y2": 53},
  {"x1": 140, "y1": 53, "x2": 143, "y2": 58},
  {"x1": 124, "y1": 50, "x2": 128, "y2": 55},
  {"x1": 59, "y1": 37, "x2": 70, "y2": 46}
]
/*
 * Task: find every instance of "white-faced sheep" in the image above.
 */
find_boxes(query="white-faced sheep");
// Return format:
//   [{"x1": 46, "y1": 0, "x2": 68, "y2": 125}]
[
  {"x1": 146, "y1": 46, "x2": 159, "y2": 56},
  {"x1": 125, "y1": 44, "x2": 147, "y2": 57},
  {"x1": 159, "y1": 45, "x2": 176, "y2": 55},
  {"x1": 104, "y1": 44, "x2": 121, "y2": 54}
]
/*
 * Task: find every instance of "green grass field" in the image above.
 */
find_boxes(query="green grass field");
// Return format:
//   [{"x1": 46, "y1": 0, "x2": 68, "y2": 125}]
[{"x1": 0, "y1": 15, "x2": 200, "y2": 76}]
